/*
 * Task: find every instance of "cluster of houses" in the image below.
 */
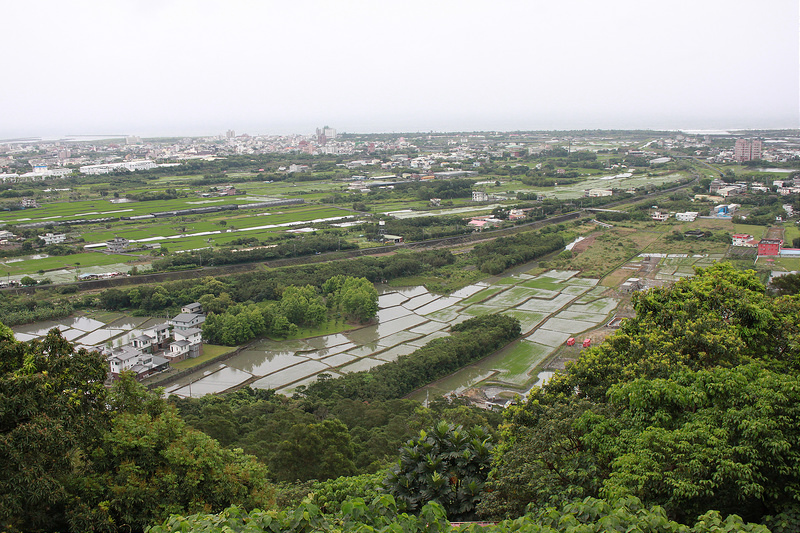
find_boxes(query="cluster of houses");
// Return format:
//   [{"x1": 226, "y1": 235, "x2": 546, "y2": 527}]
[
  {"x1": 650, "y1": 211, "x2": 701, "y2": 222},
  {"x1": 707, "y1": 177, "x2": 800, "y2": 198},
  {"x1": 730, "y1": 234, "x2": 798, "y2": 257},
  {"x1": 104, "y1": 302, "x2": 205, "y2": 381}
]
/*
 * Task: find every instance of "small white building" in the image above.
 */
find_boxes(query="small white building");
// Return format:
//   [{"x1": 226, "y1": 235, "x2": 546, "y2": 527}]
[
  {"x1": 675, "y1": 212, "x2": 699, "y2": 222},
  {"x1": 472, "y1": 191, "x2": 489, "y2": 202},
  {"x1": 174, "y1": 327, "x2": 203, "y2": 358},
  {"x1": 170, "y1": 312, "x2": 205, "y2": 332},
  {"x1": 40, "y1": 233, "x2": 66, "y2": 245},
  {"x1": 182, "y1": 302, "x2": 203, "y2": 314},
  {"x1": 731, "y1": 234, "x2": 757, "y2": 247}
]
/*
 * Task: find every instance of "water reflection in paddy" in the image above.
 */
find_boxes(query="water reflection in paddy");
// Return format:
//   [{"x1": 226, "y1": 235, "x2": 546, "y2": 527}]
[
  {"x1": 343, "y1": 326, "x2": 381, "y2": 347},
  {"x1": 320, "y1": 353, "x2": 359, "y2": 368},
  {"x1": 343, "y1": 345, "x2": 381, "y2": 358},
  {"x1": 64, "y1": 317, "x2": 105, "y2": 332},
  {"x1": 403, "y1": 293, "x2": 439, "y2": 311},
  {"x1": 306, "y1": 342, "x2": 357, "y2": 359},
  {"x1": 378, "y1": 292, "x2": 409, "y2": 308},
  {"x1": 376, "y1": 305, "x2": 414, "y2": 322},
  {"x1": 374, "y1": 314, "x2": 429, "y2": 337},
  {"x1": 414, "y1": 296, "x2": 462, "y2": 316},
  {"x1": 171, "y1": 366, "x2": 254, "y2": 397},
  {"x1": 374, "y1": 344, "x2": 417, "y2": 362},
  {"x1": 408, "y1": 321, "x2": 447, "y2": 336},
  {"x1": 226, "y1": 349, "x2": 305, "y2": 375},
  {"x1": 449, "y1": 283, "x2": 489, "y2": 299},
  {"x1": 377, "y1": 330, "x2": 424, "y2": 348},
  {"x1": 251, "y1": 360, "x2": 330, "y2": 390},
  {"x1": 338, "y1": 357, "x2": 387, "y2": 373},
  {"x1": 60, "y1": 329, "x2": 86, "y2": 341},
  {"x1": 78, "y1": 329, "x2": 119, "y2": 346},
  {"x1": 406, "y1": 331, "x2": 450, "y2": 347},
  {"x1": 391, "y1": 285, "x2": 429, "y2": 298},
  {"x1": 13, "y1": 320, "x2": 67, "y2": 336},
  {"x1": 304, "y1": 333, "x2": 351, "y2": 350}
]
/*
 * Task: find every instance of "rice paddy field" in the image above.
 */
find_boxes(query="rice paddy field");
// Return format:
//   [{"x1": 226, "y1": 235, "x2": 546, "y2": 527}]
[{"x1": 10, "y1": 269, "x2": 621, "y2": 400}]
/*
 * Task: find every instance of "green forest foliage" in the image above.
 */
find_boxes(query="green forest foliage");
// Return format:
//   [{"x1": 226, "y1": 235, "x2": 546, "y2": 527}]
[
  {"x1": 147, "y1": 495, "x2": 770, "y2": 533},
  {"x1": 92, "y1": 249, "x2": 455, "y2": 317},
  {"x1": 170, "y1": 375, "x2": 503, "y2": 483},
  {"x1": 470, "y1": 227, "x2": 567, "y2": 274},
  {"x1": 480, "y1": 263, "x2": 800, "y2": 525},
  {"x1": 0, "y1": 329, "x2": 272, "y2": 533},
  {"x1": 385, "y1": 422, "x2": 494, "y2": 520},
  {"x1": 201, "y1": 276, "x2": 378, "y2": 345}
]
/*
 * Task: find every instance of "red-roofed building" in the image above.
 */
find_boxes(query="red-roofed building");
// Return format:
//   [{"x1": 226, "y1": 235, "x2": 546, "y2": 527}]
[{"x1": 732, "y1": 234, "x2": 757, "y2": 247}]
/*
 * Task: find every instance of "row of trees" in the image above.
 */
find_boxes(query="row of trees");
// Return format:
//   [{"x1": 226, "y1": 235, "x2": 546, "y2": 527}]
[
  {"x1": 149, "y1": 233, "x2": 359, "y2": 272},
  {"x1": 471, "y1": 227, "x2": 568, "y2": 274},
  {"x1": 298, "y1": 313, "x2": 521, "y2": 402}
]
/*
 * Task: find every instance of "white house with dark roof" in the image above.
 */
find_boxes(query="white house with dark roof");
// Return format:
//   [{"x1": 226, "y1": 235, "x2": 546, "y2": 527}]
[
  {"x1": 169, "y1": 339, "x2": 191, "y2": 360},
  {"x1": 170, "y1": 312, "x2": 205, "y2": 332},
  {"x1": 174, "y1": 327, "x2": 202, "y2": 358},
  {"x1": 106, "y1": 345, "x2": 169, "y2": 380},
  {"x1": 130, "y1": 334, "x2": 154, "y2": 353},
  {"x1": 143, "y1": 322, "x2": 171, "y2": 350},
  {"x1": 182, "y1": 302, "x2": 202, "y2": 314}
]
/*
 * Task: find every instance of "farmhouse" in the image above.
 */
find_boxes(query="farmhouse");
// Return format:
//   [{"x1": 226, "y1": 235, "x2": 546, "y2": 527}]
[
  {"x1": 472, "y1": 191, "x2": 489, "y2": 202},
  {"x1": 106, "y1": 237, "x2": 129, "y2": 253},
  {"x1": 732, "y1": 234, "x2": 757, "y2": 247},
  {"x1": 171, "y1": 312, "x2": 205, "y2": 331},
  {"x1": 106, "y1": 345, "x2": 169, "y2": 380},
  {"x1": 381, "y1": 234, "x2": 404, "y2": 244},
  {"x1": 675, "y1": 212, "x2": 699, "y2": 222},
  {"x1": 758, "y1": 239, "x2": 782, "y2": 256},
  {"x1": 40, "y1": 233, "x2": 66, "y2": 245}
]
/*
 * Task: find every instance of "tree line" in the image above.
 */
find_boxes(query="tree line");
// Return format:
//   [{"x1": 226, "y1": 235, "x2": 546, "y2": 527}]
[
  {"x1": 201, "y1": 276, "x2": 379, "y2": 345},
  {"x1": 297, "y1": 314, "x2": 521, "y2": 402}
]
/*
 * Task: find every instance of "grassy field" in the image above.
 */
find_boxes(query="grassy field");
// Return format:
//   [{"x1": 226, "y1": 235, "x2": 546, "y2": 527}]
[
  {"x1": 0, "y1": 250, "x2": 136, "y2": 277},
  {"x1": 171, "y1": 344, "x2": 235, "y2": 370}
]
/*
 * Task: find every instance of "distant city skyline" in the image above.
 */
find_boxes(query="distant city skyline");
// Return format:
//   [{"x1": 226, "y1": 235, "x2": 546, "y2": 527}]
[{"x1": 2, "y1": 0, "x2": 798, "y2": 139}]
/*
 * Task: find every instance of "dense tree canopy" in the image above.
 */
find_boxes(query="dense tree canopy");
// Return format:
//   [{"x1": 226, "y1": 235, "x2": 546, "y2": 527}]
[
  {"x1": 0, "y1": 328, "x2": 273, "y2": 533},
  {"x1": 385, "y1": 422, "x2": 494, "y2": 520},
  {"x1": 481, "y1": 264, "x2": 800, "y2": 525}
]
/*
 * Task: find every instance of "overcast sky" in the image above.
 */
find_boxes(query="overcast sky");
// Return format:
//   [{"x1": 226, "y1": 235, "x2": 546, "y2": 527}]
[{"x1": 2, "y1": 0, "x2": 798, "y2": 138}]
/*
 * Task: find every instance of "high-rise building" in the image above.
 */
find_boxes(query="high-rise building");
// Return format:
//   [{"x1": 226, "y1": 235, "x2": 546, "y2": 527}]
[
  {"x1": 316, "y1": 126, "x2": 336, "y2": 144},
  {"x1": 226, "y1": 129, "x2": 236, "y2": 139},
  {"x1": 734, "y1": 139, "x2": 762, "y2": 162}
]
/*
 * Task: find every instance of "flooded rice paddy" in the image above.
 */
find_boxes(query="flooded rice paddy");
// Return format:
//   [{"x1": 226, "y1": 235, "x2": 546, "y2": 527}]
[{"x1": 13, "y1": 268, "x2": 623, "y2": 401}]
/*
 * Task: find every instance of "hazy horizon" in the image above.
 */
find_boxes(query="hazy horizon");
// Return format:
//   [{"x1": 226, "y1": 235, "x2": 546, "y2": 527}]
[{"x1": 3, "y1": 0, "x2": 798, "y2": 139}]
